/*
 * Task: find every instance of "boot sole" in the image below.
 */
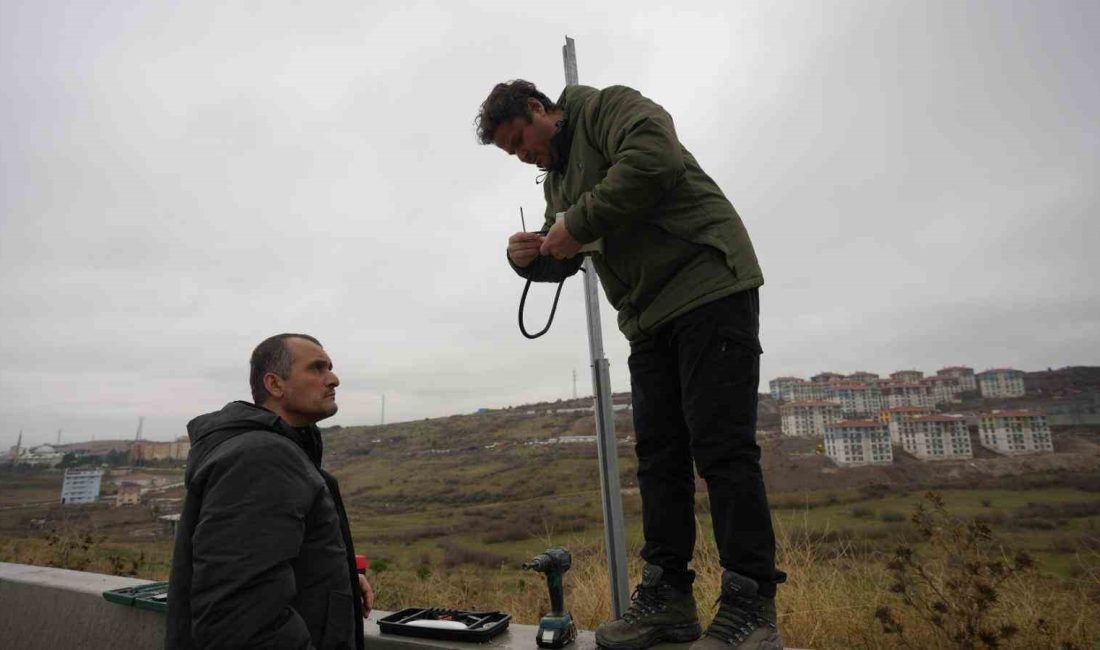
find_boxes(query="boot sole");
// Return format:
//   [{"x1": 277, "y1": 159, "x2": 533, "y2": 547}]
[{"x1": 596, "y1": 622, "x2": 703, "y2": 650}]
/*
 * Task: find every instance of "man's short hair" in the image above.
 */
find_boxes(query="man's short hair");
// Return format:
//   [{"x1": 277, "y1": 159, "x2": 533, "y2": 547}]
[
  {"x1": 249, "y1": 334, "x2": 322, "y2": 405},
  {"x1": 475, "y1": 79, "x2": 557, "y2": 145}
]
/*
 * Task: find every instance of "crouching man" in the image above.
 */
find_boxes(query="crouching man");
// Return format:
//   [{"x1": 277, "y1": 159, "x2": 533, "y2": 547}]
[{"x1": 167, "y1": 333, "x2": 373, "y2": 649}]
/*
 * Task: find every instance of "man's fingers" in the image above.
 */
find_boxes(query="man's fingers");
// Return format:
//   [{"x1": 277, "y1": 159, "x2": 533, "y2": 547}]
[{"x1": 509, "y1": 232, "x2": 543, "y2": 244}]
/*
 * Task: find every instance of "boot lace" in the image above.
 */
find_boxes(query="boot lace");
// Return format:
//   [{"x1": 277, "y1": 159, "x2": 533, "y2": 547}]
[
  {"x1": 621, "y1": 584, "x2": 669, "y2": 624},
  {"x1": 706, "y1": 593, "x2": 771, "y2": 645}
]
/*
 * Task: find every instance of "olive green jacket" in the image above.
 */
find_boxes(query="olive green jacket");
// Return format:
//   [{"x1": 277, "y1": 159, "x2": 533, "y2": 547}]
[{"x1": 524, "y1": 84, "x2": 763, "y2": 342}]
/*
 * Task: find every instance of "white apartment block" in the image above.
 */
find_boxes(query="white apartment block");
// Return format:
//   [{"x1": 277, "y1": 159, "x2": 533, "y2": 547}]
[
  {"x1": 890, "y1": 370, "x2": 925, "y2": 383},
  {"x1": 922, "y1": 376, "x2": 962, "y2": 406},
  {"x1": 847, "y1": 371, "x2": 880, "y2": 384},
  {"x1": 825, "y1": 382, "x2": 883, "y2": 417},
  {"x1": 770, "y1": 377, "x2": 805, "y2": 401},
  {"x1": 812, "y1": 371, "x2": 845, "y2": 384},
  {"x1": 897, "y1": 415, "x2": 973, "y2": 460},
  {"x1": 780, "y1": 401, "x2": 843, "y2": 437},
  {"x1": 978, "y1": 410, "x2": 1053, "y2": 454},
  {"x1": 824, "y1": 420, "x2": 893, "y2": 466},
  {"x1": 769, "y1": 377, "x2": 827, "y2": 402},
  {"x1": 937, "y1": 366, "x2": 977, "y2": 392},
  {"x1": 880, "y1": 406, "x2": 934, "y2": 443},
  {"x1": 881, "y1": 382, "x2": 934, "y2": 410},
  {"x1": 977, "y1": 369, "x2": 1025, "y2": 398},
  {"x1": 60, "y1": 468, "x2": 103, "y2": 505}
]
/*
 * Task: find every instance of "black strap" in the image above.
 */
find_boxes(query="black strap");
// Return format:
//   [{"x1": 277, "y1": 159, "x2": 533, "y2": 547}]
[{"x1": 519, "y1": 277, "x2": 567, "y2": 339}]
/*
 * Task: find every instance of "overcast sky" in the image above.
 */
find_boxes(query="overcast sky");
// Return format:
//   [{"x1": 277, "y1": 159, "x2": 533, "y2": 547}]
[{"x1": 2, "y1": 1, "x2": 1097, "y2": 448}]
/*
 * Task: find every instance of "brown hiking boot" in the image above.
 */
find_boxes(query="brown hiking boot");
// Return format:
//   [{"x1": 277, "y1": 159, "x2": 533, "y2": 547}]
[
  {"x1": 690, "y1": 571, "x2": 782, "y2": 649},
  {"x1": 595, "y1": 564, "x2": 702, "y2": 649}
]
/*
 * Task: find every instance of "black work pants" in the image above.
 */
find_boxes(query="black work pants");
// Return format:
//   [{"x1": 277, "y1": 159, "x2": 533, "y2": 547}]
[{"x1": 629, "y1": 289, "x2": 784, "y2": 597}]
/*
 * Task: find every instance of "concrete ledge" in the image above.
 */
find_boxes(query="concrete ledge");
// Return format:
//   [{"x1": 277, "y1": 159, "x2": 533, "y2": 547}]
[{"x1": 0, "y1": 563, "x2": 801, "y2": 649}]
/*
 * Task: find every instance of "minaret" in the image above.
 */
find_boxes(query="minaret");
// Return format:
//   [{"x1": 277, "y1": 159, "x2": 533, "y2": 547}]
[{"x1": 135, "y1": 416, "x2": 144, "y2": 441}]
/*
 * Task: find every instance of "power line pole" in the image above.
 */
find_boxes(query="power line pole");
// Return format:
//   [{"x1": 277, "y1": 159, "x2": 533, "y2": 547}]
[
  {"x1": 562, "y1": 35, "x2": 630, "y2": 618},
  {"x1": 573, "y1": 369, "x2": 578, "y2": 400},
  {"x1": 135, "y1": 416, "x2": 144, "y2": 441},
  {"x1": 380, "y1": 394, "x2": 386, "y2": 426}
]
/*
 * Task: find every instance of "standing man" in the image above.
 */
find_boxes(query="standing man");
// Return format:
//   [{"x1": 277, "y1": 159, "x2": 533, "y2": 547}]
[
  {"x1": 167, "y1": 333, "x2": 373, "y2": 649},
  {"x1": 477, "y1": 81, "x2": 785, "y2": 650}
]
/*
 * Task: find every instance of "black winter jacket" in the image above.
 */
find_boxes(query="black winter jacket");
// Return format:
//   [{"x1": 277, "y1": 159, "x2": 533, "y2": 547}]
[{"x1": 166, "y1": 401, "x2": 363, "y2": 649}]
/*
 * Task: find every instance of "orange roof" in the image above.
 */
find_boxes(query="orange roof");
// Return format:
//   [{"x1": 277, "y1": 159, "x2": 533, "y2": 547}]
[
  {"x1": 981, "y1": 410, "x2": 1041, "y2": 418},
  {"x1": 937, "y1": 366, "x2": 973, "y2": 373},
  {"x1": 911, "y1": 415, "x2": 965, "y2": 423},
  {"x1": 782, "y1": 400, "x2": 839, "y2": 409},
  {"x1": 772, "y1": 376, "x2": 806, "y2": 382},
  {"x1": 882, "y1": 406, "x2": 931, "y2": 413},
  {"x1": 977, "y1": 368, "x2": 1022, "y2": 375},
  {"x1": 829, "y1": 420, "x2": 883, "y2": 428}
]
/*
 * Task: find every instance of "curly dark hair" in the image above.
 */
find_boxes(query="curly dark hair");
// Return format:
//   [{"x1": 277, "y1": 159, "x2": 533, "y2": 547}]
[{"x1": 474, "y1": 79, "x2": 557, "y2": 145}]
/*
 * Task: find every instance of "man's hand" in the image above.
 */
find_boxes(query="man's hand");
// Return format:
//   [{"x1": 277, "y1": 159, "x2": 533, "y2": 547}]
[
  {"x1": 359, "y1": 574, "x2": 374, "y2": 617},
  {"x1": 507, "y1": 231, "x2": 545, "y2": 268},
  {"x1": 539, "y1": 220, "x2": 583, "y2": 260}
]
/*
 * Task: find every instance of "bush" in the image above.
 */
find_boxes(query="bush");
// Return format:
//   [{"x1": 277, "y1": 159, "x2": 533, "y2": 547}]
[
  {"x1": 851, "y1": 506, "x2": 874, "y2": 519},
  {"x1": 876, "y1": 492, "x2": 1035, "y2": 649},
  {"x1": 879, "y1": 511, "x2": 905, "y2": 523},
  {"x1": 371, "y1": 558, "x2": 390, "y2": 574}
]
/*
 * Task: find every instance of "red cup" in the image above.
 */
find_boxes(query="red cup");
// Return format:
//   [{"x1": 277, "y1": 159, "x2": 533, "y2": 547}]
[{"x1": 355, "y1": 554, "x2": 368, "y2": 575}]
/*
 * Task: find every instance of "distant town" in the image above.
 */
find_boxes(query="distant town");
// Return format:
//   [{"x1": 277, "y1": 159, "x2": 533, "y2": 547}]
[
  {"x1": 6, "y1": 365, "x2": 1098, "y2": 506},
  {"x1": 770, "y1": 366, "x2": 1096, "y2": 466}
]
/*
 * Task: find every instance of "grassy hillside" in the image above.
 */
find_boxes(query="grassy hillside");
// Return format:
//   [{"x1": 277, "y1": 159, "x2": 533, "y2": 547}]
[{"x1": 1, "y1": 403, "x2": 1098, "y2": 648}]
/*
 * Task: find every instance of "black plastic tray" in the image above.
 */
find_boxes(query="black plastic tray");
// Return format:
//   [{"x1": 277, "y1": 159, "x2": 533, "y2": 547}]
[
  {"x1": 378, "y1": 607, "x2": 511, "y2": 642},
  {"x1": 102, "y1": 581, "x2": 170, "y2": 613}
]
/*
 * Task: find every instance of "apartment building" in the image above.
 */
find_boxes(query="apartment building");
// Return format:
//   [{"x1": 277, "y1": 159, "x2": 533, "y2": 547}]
[
  {"x1": 780, "y1": 401, "x2": 843, "y2": 437},
  {"x1": 890, "y1": 370, "x2": 924, "y2": 383},
  {"x1": 812, "y1": 371, "x2": 845, "y2": 384},
  {"x1": 936, "y1": 366, "x2": 977, "y2": 392},
  {"x1": 769, "y1": 377, "x2": 827, "y2": 402},
  {"x1": 770, "y1": 377, "x2": 805, "y2": 401},
  {"x1": 847, "y1": 371, "x2": 880, "y2": 384},
  {"x1": 897, "y1": 415, "x2": 973, "y2": 460},
  {"x1": 130, "y1": 437, "x2": 190, "y2": 463},
  {"x1": 977, "y1": 368, "x2": 1026, "y2": 398},
  {"x1": 881, "y1": 382, "x2": 934, "y2": 409},
  {"x1": 60, "y1": 468, "x2": 103, "y2": 505},
  {"x1": 826, "y1": 382, "x2": 883, "y2": 417},
  {"x1": 978, "y1": 410, "x2": 1053, "y2": 454},
  {"x1": 922, "y1": 375, "x2": 962, "y2": 406},
  {"x1": 824, "y1": 420, "x2": 893, "y2": 466},
  {"x1": 880, "y1": 405, "x2": 934, "y2": 443}
]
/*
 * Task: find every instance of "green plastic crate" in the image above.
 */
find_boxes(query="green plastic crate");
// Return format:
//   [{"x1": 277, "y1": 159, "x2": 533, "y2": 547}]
[{"x1": 103, "y1": 581, "x2": 170, "y2": 613}]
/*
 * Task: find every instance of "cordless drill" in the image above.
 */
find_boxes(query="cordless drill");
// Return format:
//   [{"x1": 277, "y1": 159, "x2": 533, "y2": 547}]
[{"x1": 522, "y1": 547, "x2": 577, "y2": 648}]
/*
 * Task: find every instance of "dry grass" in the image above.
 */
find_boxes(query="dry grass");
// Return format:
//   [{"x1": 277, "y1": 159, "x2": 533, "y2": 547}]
[{"x1": 366, "y1": 512, "x2": 1100, "y2": 650}]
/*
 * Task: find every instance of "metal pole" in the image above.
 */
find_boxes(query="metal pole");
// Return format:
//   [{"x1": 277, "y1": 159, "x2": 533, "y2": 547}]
[{"x1": 562, "y1": 35, "x2": 631, "y2": 618}]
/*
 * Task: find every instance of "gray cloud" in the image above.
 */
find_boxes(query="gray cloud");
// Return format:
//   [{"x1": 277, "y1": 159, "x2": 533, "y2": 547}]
[{"x1": 2, "y1": 0, "x2": 1097, "y2": 448}]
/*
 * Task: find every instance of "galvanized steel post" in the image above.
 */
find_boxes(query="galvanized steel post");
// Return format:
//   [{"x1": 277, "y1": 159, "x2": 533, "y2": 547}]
[{"x1": 561, "y1": 35, "x2": 631, "y2": 618}]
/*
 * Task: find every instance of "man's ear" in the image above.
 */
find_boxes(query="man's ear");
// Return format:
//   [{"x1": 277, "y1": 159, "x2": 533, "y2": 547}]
[
  {"x1": 527, "y1": 97, "x2": 544, "y2": 116},
  {"x1": 263, "y1": 373, "x2": 285, "y2": 400}
]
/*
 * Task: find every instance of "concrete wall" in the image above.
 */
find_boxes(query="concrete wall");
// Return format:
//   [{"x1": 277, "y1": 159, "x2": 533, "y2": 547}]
[
  {"x1": 0, "y1": 562, "x2": 802, "y2": 649},
  {"x1": 0, "y1": 562, "x2": 605, "y2": 649}
]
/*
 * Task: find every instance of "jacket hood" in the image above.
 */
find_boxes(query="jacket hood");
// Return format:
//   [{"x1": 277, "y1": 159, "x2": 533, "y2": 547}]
[{"x1": 186, "y1": 401, "x2": 323, "y2": 468}]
